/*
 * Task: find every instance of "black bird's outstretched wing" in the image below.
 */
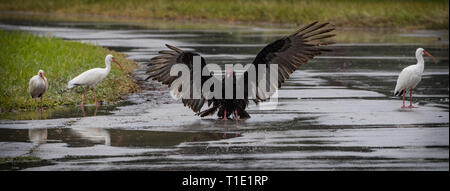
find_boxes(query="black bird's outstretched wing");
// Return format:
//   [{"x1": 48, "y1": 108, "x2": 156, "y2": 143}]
[
  {"x1": 247, "y1": 21, "x2": 335, "y2": 102},
  {"x1": 146, "y1": 44, "x2": 210, "y2": 113},
  {"x1": 147, "y1": 22, "x2": 335, "y2": 118}
]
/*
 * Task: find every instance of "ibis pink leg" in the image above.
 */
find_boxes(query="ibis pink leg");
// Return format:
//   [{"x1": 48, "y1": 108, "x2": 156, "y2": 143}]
[
  {"x1": 234, "y1": 110, "x2": 240, "y2": 120},
  {"x1": 408, "y1": 89, "x2": 418, "y2": 108},
  {"x1": 222, "y1": 110, "x2": 228, "y2": 120},
  {"x1": 94, "y1": 103, "x2": 99, "y2": 116},
  {"x1": 80, "y1": 88, "x2": 88, "y2": 117},
  {"x1": 40, "y1": 97, "x2": 44, "y2": 112},
  {"x1": 401, "y1": 90, "x2": 407, "y2": 108},
  {"x1": 92, "y1": 87, "x2": 98, "y2": 107},
  {"x1": 81, "y1": 88, "x2": 88, "y2": 108},
  {"x1": 81, "y1": 105, "x2": 86, "y2": 117}
]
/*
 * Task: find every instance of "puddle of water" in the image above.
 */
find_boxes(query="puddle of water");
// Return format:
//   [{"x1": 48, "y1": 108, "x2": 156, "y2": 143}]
[
  {"x1": 0, "y1": 128, "x2": 240, "y2": 148},
  {"x1": 0, "y1": 127, "x2": 240, "y2": 170}
]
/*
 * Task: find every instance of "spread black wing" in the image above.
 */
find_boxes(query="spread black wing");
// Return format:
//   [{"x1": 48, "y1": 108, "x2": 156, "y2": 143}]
[
  {"x1": 246, "y1": 21, "x2": 335, "y2": 102},
  {"x1": 146, "y1": 44, "x2": 210, "y2": 113},
  {"x1": 147, "y1": 22, "x2": 335, "y2": 119}
]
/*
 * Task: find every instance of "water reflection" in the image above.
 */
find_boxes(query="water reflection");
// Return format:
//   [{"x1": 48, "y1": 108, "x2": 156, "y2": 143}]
[
  {"x1": 71, "y1": 128, "x2": 110, "y2": 146},
  {"x1": 28, "y1": 128, "x2": 47, "y2": 145},
  {"x1": 0, "y1": 128, "x2": 240, "y2": 148},
  {"x1": 80, "y1": 104, "x2": 99, "y2": 117}
]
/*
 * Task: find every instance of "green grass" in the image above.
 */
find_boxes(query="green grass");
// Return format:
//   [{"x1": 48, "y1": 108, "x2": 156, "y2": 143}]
[
  {"x1": 0, "y1": 156, "x2": 40, "y2": 164},
  {"x1": 0, "y1": 30, "x2": 139, "y2": 112},
  {"x1": 0, "y1": 0, "x2": 448, "y2": 29}
]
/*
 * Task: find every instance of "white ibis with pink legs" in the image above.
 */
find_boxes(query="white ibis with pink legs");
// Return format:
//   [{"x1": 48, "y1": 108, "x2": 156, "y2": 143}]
[
  {"x1": 67, "y1": 54, "x2": 122, "y2": 107},
  {"x1": 394, "y1": 48, "x2": 437, "y2": 108}
]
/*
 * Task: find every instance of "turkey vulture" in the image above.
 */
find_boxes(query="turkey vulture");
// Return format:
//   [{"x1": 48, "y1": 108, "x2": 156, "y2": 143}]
[{"x1": 146, "y1": 21, "x2": 335, "y2": 120}]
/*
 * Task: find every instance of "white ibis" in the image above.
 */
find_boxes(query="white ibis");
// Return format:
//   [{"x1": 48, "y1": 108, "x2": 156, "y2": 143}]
[
  {"x1": 394, "y1": 48, "x2": 436, "y2": 108},
  {"x1": 29, "y1": 69, "x2": 48, "y2": 110},
  {"x1": 67, "y1": 54, "x2": 122, "y2": 107}
]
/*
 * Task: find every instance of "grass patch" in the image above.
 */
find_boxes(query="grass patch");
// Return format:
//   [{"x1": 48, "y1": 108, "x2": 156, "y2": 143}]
[
  {"x1": 0, "y1": 156, "x2": 41, "y2": 164},
  {"x1": 0, "y1": 156, "x2": 51, "y2": 170},
  {"x1": 0, "y1": 0, "x2": 448, "y2": 29},
  {"x1": 0, "y1": 30, "x2": 139, "y2": 112}
]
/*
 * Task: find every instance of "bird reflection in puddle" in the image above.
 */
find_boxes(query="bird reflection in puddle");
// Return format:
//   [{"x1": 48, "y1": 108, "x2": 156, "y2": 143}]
[
  {"x1": 80, "y1": 103, "x2": 99, "y2": 117},
  {"x1": 28, "y1": 128, "x2": 49, "y2": 154},
  {"x1": 71, "y1": 128, "x2": 111, "y2": 146},
  {"x1": 28, "y1": 128, "x2": 48, "y2": 146}
]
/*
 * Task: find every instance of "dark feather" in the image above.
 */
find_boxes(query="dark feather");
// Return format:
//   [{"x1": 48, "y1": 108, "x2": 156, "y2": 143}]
[
  {"x1": 246, "y1": 21, "x2": 335, "y2": 103},
  {"x1": 145, "y1": 44, "x2": 211, "y2": 113}
]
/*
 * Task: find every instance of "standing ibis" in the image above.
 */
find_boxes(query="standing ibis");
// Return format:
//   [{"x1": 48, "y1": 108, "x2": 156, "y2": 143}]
[
  {"x1": 394, "y1": 48, "x2": 437, "y2": 108},
  {"x1": 29, "y1": 69, "x2": 48, "y2": 111},
  {"x1": 67, "y1": 54, "x2": 122, "y2": 107}
]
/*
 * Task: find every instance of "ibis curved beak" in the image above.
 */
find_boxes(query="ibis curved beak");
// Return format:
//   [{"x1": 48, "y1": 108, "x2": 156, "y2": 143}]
[
  {"x1": 112, "y1": 58, "x2": 123, "y2": 70},
  {"x1": 424, "y1": 51, "x2": 437, "y2": 63}
]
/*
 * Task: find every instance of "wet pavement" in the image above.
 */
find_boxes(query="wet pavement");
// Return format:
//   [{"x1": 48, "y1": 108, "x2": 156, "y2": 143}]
[{"x1": 0, "y1": 20, "x2": 448, "y2": 170}]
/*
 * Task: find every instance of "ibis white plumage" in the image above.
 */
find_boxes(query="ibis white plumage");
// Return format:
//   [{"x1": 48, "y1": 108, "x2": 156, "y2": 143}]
[
  {"x1": 394, "y1": 48, "x2": 436, "y2": 108},
  {"x1": 67, "y1": 54, "x2": 122, "y2": 107},
  {"x1": 29, "y1": 69, "x2": 48, "y2": 110}
]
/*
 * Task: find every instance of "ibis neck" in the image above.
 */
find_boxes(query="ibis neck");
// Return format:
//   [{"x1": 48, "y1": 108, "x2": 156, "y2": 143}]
[
  {"x1": 416, "y1": 54, "x2": 425, "y2": 72},
  {"x1": 105, "y1": 61, "x2": 112, "y2": 74}
]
